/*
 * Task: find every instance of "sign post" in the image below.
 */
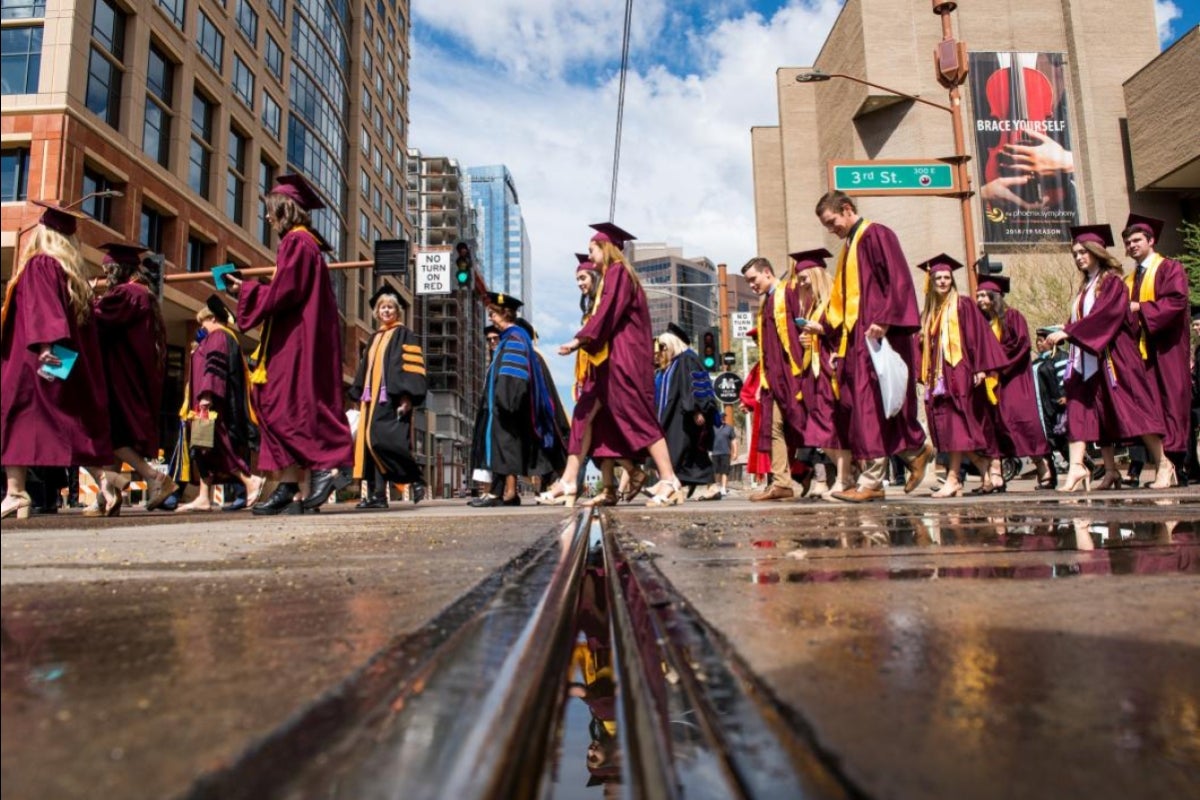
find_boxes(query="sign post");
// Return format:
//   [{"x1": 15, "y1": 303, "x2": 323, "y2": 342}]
[{"x1": 415, "y1": 247, "x2": 452, "y2": 295}]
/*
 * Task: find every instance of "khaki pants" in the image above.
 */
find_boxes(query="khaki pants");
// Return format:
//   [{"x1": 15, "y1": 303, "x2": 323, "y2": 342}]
[
  {"x1": 858, "y1": 445, "x2": 924, "y2": 491},
  {"x1": 770, "y1": 411, "x2": 792, "y2": 488}
]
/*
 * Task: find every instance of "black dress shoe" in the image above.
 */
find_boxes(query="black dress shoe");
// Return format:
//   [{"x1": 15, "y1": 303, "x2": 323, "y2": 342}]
[
  {"x1": 411, "y1": 483, "x2": 426, "y2": 505},
  {"x1": 253, "y1": 483, "x2": 299, "y2": 515},
  {"x1": 472, "y1": 494, "x2": 503, "y2": 507},
  {"x1": 300, "y1": 470, "x2": 338, "y2": 513},
  {"x1": 355, "y1": 495, "x2": 388, "y2": 510},
  {"x1": 502, "y1": 494, "x2": 521, "y2": 506}
]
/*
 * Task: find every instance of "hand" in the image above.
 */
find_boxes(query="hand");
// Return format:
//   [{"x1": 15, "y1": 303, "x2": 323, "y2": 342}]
[
  {"x1": 1129, "y1": 301, "x2": 1141, "y2": 315},
  {"x1": 558, "y1": 339, "x2": 580, "y2": 356},
  {"x1": 865, "y1": 323, "x2": 889, "y2": 341},
  {"x1": 224, "y1": 275, "x2": 242, "y2": 297},
  {"x1": 737, "y1": 402, "x2": 750, "y2": 414},
  {"x1": 37, "y1": 345, "x2": 61, "y2": 367},
  {"x1": 396, "y1": 398, "x2": 412, "y2": 417},
  {"x1": 694, "y1": 411, "x2": 706, "y2": 426},
  {"x1": 89, "y1": 276, "x2": 108, "y2": 294},
  {"x1": 801, "y1": 320, "x2": 824, "y2": 335},
  {"x1": 1044, "y1": 330, "x2": 1068, "y2": 347},
  {"x1": 1002, "y1": 129, "x2": 1074, "y2": 175},
  {"x1": 980, "y1": 175, "x2": 1047, "y2": 211}
]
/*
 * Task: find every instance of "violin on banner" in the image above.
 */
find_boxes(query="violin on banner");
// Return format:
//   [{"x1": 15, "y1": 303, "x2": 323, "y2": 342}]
[{"x1": 984, "y1": 52, "x2": 1055, "y2": 210}]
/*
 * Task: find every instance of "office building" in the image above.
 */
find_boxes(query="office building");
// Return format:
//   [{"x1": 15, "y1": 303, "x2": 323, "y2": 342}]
[
  {"x1": 628, "y1": 242, "x2": 718, "y2": 345},
  {"x1": 465, "y1": 164, "x2": 531, "y2": 317}
]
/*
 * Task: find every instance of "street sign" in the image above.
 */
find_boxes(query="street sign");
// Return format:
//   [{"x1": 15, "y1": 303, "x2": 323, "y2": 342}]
[
  {"x1": 713, "y1": 372, "x2": 743, "y2": 405},
  {"x1": 731, "y1": 312, "x2": 754, "y2": 338},
  {"x1": 829, "y1": 160, "x2": 956, "y2": 196},
  {"x1": 415, "y1": 247, "x2": 452, "y2": 295}
]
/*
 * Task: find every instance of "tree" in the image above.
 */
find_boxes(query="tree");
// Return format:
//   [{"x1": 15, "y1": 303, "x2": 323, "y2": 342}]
[{"x1": 1176, "y1": 218, "x2": 1200, "y2": 305}]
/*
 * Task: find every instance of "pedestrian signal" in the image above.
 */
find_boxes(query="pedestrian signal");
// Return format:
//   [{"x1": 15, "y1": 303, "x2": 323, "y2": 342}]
[
  {"x1": 702, "y1": 331, "x2": 718, "y2": 371},
  {"x1": 455, "y1": 242, "x2": 472, "y2": 287}
]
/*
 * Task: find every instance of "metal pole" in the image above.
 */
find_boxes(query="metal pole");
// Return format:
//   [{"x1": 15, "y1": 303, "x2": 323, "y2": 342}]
[
  {"x1": 163, "y1": 260, "x2": 373, "y2": 282},
  {"x1": 717, "y1": 263, "x2": 733, "y2": 427},
  {"x1": 935, "y1": 1, "x2": 978, "y2": 294}
]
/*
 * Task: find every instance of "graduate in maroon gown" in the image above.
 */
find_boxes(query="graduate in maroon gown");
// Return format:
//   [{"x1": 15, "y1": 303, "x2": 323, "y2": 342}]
[
  {"x1": 85, "y1": 242, "x2": 176, "y2": 516},
  {"x1": 542, "y1": 223, "x2": 684, "y2": 507},
  {"x1": 176, "y1": 297, "x2": 265, "y2": 512},
  {"x1": 917, "y1": 254, "x2": 1006, "y2": 497},
  {"x1": 814, "y1": 191, "x2": 933, "y2": 502},
  {"x1": 224, "y1": 174, "x2": 354, "y2": 515},
  {"x1": 1043, "y1": 225, "x2": 1174, "y2": 491},
  {"x1": 1122, "y1": 214, "x2": 1192, "y2": 484},
  {"x1": 792, "y1": 249, "x2": 853, "y2": 496},
  {"x1": 1, "y1": 202, "x2": 111, "y2": 520},
  {"x1": 974, "y1": 272, "x2": 1051, "y2": 490}
]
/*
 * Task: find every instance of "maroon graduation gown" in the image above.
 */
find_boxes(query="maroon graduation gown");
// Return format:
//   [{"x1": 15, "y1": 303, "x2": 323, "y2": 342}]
[
  {"x1": 989, "y1": 307, "x2": 1050, "y2": 457},
  {"x1": 757, "y1": 281, "x2": 807, "y2": 450},
  {"x1": 1, "y1": 255, "x2": 112, "y2": 466},
  {"x1": 1063, "y1": 273, "x2": 1164, "y2": 444},
  {"x1": 797, "y1": 300, "x2": 845, "y2": 451},
  {"x1": 1133, "y1": 257, "x2": 1191, "y2": 452},
  {"x1": 923, "y1": 296, "x2": 1006, "y2": 453},
  {"x1": 821, "y1": 222, "x2": 926, "y2": 460},
  {"x1": 188, "y1": 328, "x2": 253, "y2": 480},
  {"x1": 93, "y1": 281, "x2": 164, "y2": 456},
  {"x1": 236, "y1": 228, "x2": 353, "y2": 471},
  {"x1": 575, "y1": 261, "x2": 664, "y2": 459}
]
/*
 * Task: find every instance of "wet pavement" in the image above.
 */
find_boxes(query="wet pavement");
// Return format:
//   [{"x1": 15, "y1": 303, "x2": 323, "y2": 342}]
[{"x1": 609, "y1": 490, "x2": 1200, "y2": 800}]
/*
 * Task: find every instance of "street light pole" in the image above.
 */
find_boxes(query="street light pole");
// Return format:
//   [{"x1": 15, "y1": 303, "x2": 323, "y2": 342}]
[{"x1": 795, "y1": 1, "x2": 978, "y2": 294}]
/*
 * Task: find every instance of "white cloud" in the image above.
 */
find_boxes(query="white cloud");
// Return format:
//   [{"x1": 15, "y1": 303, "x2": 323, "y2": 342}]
[
  {"x1": 1155, "y1": 1, "x2": 1183, "y2": 45},
  {"x1": 408, "y1": 1, "x2": 843, "y2": 404}
]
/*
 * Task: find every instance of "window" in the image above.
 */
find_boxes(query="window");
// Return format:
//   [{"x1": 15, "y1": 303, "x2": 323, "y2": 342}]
[
  {"x1": 267, "y1": 0, "x2": 284, "y2": 23},
  {"x1": 362, "y1": 47, "x2": 372, "y2": 75},
  {"x1": 372, "y1": 186, "x2": 381, "y2": 213},
  {"x1": 363, "y1": 12, "x2": 372, "y2": 34},
  {"x1": 157, "y1": 0, "x2": 184, "y2": 28},
  {"x1": 232, "y1": 54, "x2": 253, "y2": 107},
  {"x1": 265, "y1": 34, "x2": 282, "y2": 79},
  {"x1": 227, "y1": 127, "x2": 247, "y2": 224},
  {"x1": 189, "y1": 90, "x2": 214, "y2": 198},
  {"x1": 360, "y1": 125, "x2": 369, "y2": 155},
  {"x1": 85, "y1": 0, "x2": 125, "y2": 125},
  {"x1": 361, "y1": 86, "x2": 371, "y2": 115},
  {"x1": 359, "y1": 211, "x2": 368, "y2": 240},
  {"x1": 262, "y1": 91, "x2": 281, "y2": 137},
  {"x1": 258, "y1": 158, "x2": 275, "y2": 245},
  {"x1": 235, "y1": 0, "x2": 257, "y2": 46},
  {"x1": 1, "y1": 148, "x2": 31, "y2": 201},
  {"x1": 2, "y1": 0, "x2": 47, "y2": 20},
  {"x1": 385, "y1": 92, "x2": 394, "y2": 117},
  {"x1": 372, "y1": 146, "x2": 382, "y2": 173},
  {"x1": 384, "y1": 166, "x2": 393, "y2": 190},
  {"x1": 1, "y1": 25, "x2": 42, "y2": 94},
  {"x1": 360, "y1": 168, "x2": 369, "y2": 197},
  {"x1": 81, "y1": 167, "x2": 115, "y2": 225},
  {"x1": 386, "y1": 57, "x2": 394, "y2": 79},
  {"x1": 143, "y1": 44, "x2": 174, "y2": 168},
  {"x1": 91, "y1": 0, "x2": 123, "y2": 54},
  {"x1": 140, "y1": 205, "x2": 165, "y2": 252},
  {"x1": 374, "y1": 70, "x2": 383, "y2": 94},
  {"x1": 197, "y1": 12, "x2": 223, "y2": 71},
  {"x1": 186, "y1": 235, "x2": 207, "y2": 273}
]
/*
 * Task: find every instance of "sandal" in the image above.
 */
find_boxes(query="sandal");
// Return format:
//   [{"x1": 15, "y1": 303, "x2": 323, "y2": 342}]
[
  {"x1": 580, "y1": 486, "x2": 619, "y2": 507},
  {"x1": 536, "y1": 480, "x2": 577, "y2": 507},
  {"x1": 621, "y1": 467, "x2": 649, "y2": 503},
  {"x1": 645, "y1": 478, "x2": 683, "y2": 507}
]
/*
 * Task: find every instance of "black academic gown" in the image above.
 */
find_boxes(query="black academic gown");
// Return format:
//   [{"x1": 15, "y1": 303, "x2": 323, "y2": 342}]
[
  {"x1": 656, "y1": 349, "x2": 717, "y2": 486},
  {"x1": 477, "y1": 325, "x2": 560, "y2": 477},
  {"x1": 350, "y1": 324, "x2": 426, "y2": 484}
]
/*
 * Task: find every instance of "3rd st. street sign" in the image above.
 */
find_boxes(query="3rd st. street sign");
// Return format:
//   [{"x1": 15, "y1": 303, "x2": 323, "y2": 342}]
[{"x1": 830, "y1": 160, "x2": 956, "y2": 196}]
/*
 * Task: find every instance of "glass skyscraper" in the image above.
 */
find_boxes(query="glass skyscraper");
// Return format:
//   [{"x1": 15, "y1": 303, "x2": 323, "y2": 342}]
[{"x1": 465, "y1": 165, "x2": 531, "y2": 316}]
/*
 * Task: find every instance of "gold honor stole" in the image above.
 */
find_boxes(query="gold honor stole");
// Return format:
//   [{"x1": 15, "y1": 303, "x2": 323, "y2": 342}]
[
  {"x1": 574, "y1": 271, "x2": 610, "y2": 389},
  {"x1": 921, "y1": 298, "x2": 964, "y2": 387},
  {"x1": 984, "y1": 318, "x2": 1002, "y2": 404},
  {"x1": 249, "y1": 226, "x2": 322, "y2": 385},
  {"x1": 1125, "y1": 252, "x2": 1163, "y2": 360},
  {"x1": 755, "y1": 281, "x2": 802, "y2": 399},
  {"x1": 827, "y1": 220, "x2": 871, "y2": 357}
]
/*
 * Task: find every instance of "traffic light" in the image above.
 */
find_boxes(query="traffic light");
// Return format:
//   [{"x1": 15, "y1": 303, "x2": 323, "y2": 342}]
[
  {"x1": 455, "y1": 242, "x2": 472, "y2": 287},
  {"x1": 701, "y1": 331, "x2": 717, "y2": 371}
]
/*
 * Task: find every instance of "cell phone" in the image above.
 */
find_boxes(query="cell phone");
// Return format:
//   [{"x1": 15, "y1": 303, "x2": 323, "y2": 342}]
[{"x1": 793, "y1": 317, "x2": 809, "y2": 327}]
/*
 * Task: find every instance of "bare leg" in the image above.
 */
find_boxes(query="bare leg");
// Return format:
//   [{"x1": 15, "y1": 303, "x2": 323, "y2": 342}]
[
  {"x1": 932, "y1": 452, "x2": 964, "y2": 496},
  {"x1": 1, "y1": 466, "x2": 31, "y2": 518},
  {"x1": 177, "y1": 478, "x2": 213, "y2": 511},
  {"x1": 646, "y1": 438, "x2": 680, "y2": 500}
]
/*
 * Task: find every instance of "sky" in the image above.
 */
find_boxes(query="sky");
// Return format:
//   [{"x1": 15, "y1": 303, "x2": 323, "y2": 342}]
[{"x1": 407, "y1": 0, "x2": 1199, "y2": 406}]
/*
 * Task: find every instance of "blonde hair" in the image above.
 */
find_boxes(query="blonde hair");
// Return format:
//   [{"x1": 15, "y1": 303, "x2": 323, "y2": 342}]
[
  {"x1": 799, "y1": 266, "x2": 832, "y2": 307},
  {"x1": 196, "y1": 306, "x2": 215, "y2": 324},
  {"x1": 14, "y1": 226, "x2": 91, "y2": 324},
  {"x1": 594, "y1": 240, "x2": 643, "y2": 291},
  {"x1": 921, "y1": 276, "x2": 958, "y2": 328},
  {"x1": 656, "y1": 332, "x2": 688, "y2": 361},
  {"x1": 372, "y1": 293, "x2": 401, "y2": 324}
]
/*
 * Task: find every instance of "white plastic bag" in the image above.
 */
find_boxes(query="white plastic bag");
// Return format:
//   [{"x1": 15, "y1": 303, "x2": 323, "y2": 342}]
[{"x1": 868, "y1": 337, "x2": 908, "y2": 419}]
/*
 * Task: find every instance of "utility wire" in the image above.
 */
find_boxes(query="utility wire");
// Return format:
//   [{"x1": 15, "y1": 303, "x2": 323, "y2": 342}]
[{"x1": 609, "y1": 0, "x2": 634, "y2": 223}]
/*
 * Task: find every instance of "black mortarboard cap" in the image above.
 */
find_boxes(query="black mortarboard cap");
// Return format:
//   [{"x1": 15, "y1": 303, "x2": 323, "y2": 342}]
[
  {"x1": 665, "y1": 322, "x2": 691, "y2": 346},
  {"x1": 205, "y1": 294, "x2": 232, "y2": 326},
  {"x1": 271, "y1": 173, "x2": 326, "y2": 210},
  {"x1": 32, "y1": 200, "x2": 87, "y2": 236},
  {"x1": 100, "y1": 241, "x2": 147, "y2": 266},
  {"x1": 368, "y1": 286, "x2": 402, "y2": 311},
  {"x1": 1191, "y1": 304, "x2": 1200, "y2": 323},
  {"x1": 486, "y1": 291, "x2": 523, "y2": 311},
  {"x1": 589, "y1": 222, "x2": 636, "y2": 249},
  {"x1": 916, "y1": 253, "x2": 964, "y2": 273},
  {"x1": 1124, "y1": 213, "x2": 1164, "y2": 241},
  {"x1": 974, "y1": 254, "x2": 1003, "y2": 275},
  {"x1": 1070, "y1": 224, "x2": 1114, "y2": 248},
  {"x1": 789, "y1": 248, "x2": 832, "y2": 271}
]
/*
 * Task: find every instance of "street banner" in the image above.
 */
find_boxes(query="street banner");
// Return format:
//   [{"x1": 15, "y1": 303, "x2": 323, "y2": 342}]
[
  {"x1": 415, "y1": 248, "x2": 452, "y2": 295},
  {"x1": 968, "y1": 51, "x2": 1079, "y2": 244}
]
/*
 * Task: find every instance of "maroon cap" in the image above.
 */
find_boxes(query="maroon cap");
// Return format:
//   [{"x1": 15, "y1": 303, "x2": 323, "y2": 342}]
[
  {"x1": 100, "y1": 241, "x2": 147, "y2": 266},
  {"x1": 977, "y1": 275, "x2": 1010, "y2": 294},
  {"x1": 1070, "y1": 224, "x2": 1114, "y2": 248},
  {"x1": 270, "y1": 173, "x2": 326, "y2": 210},
  {"x1": 745, "y1": 327, "x2": 758, "y2": 339},
  {"x1": 789, "y1": 247, "x2": 832, "y2": 272},
  {"x1": 575, "y1": 252, "x2": 597, "y2": 272},
  {"x1": 1123, "y1": 213, "x2": 1163, "y2": 241},
  {"x1": 32, "y1": 200, "x2": 87, "y2": 236},
  {"x1": 916, "y1": 253, "x2": 963, "y2": 274},
  {"x1": 589, "y1": 222, "x2": 636, "y2": 249}
]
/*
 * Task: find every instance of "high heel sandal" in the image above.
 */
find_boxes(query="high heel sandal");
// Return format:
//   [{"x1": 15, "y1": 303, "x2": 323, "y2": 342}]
[
  {"x1": 621, "y1": 467, "x2": 649, "y2": 503},
  {"x1": 1149, "y1": 462, "x2": 1178, "y2": 490},
  {"x1": 1057, "y1": 464, "x2": 1091, "y2": 494},
  {"x1": 645, "y1": 478, "x2": 684, "y2": 507},
  {"x1": 580, "y1": 486, "x2": 619, "y2": 507},
  {"x1": 930, "y1": 481, "x2": 962, "y2": 498},
  {"x1": 536, "y1": 480, "x2": 577, "y2": 507},
  {"x1": 1, "y1": 491, "x2": 33, "y2": 520},
  {"x1": 1095, "y1": 471, "x2": 1122, "y2": 491}
]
